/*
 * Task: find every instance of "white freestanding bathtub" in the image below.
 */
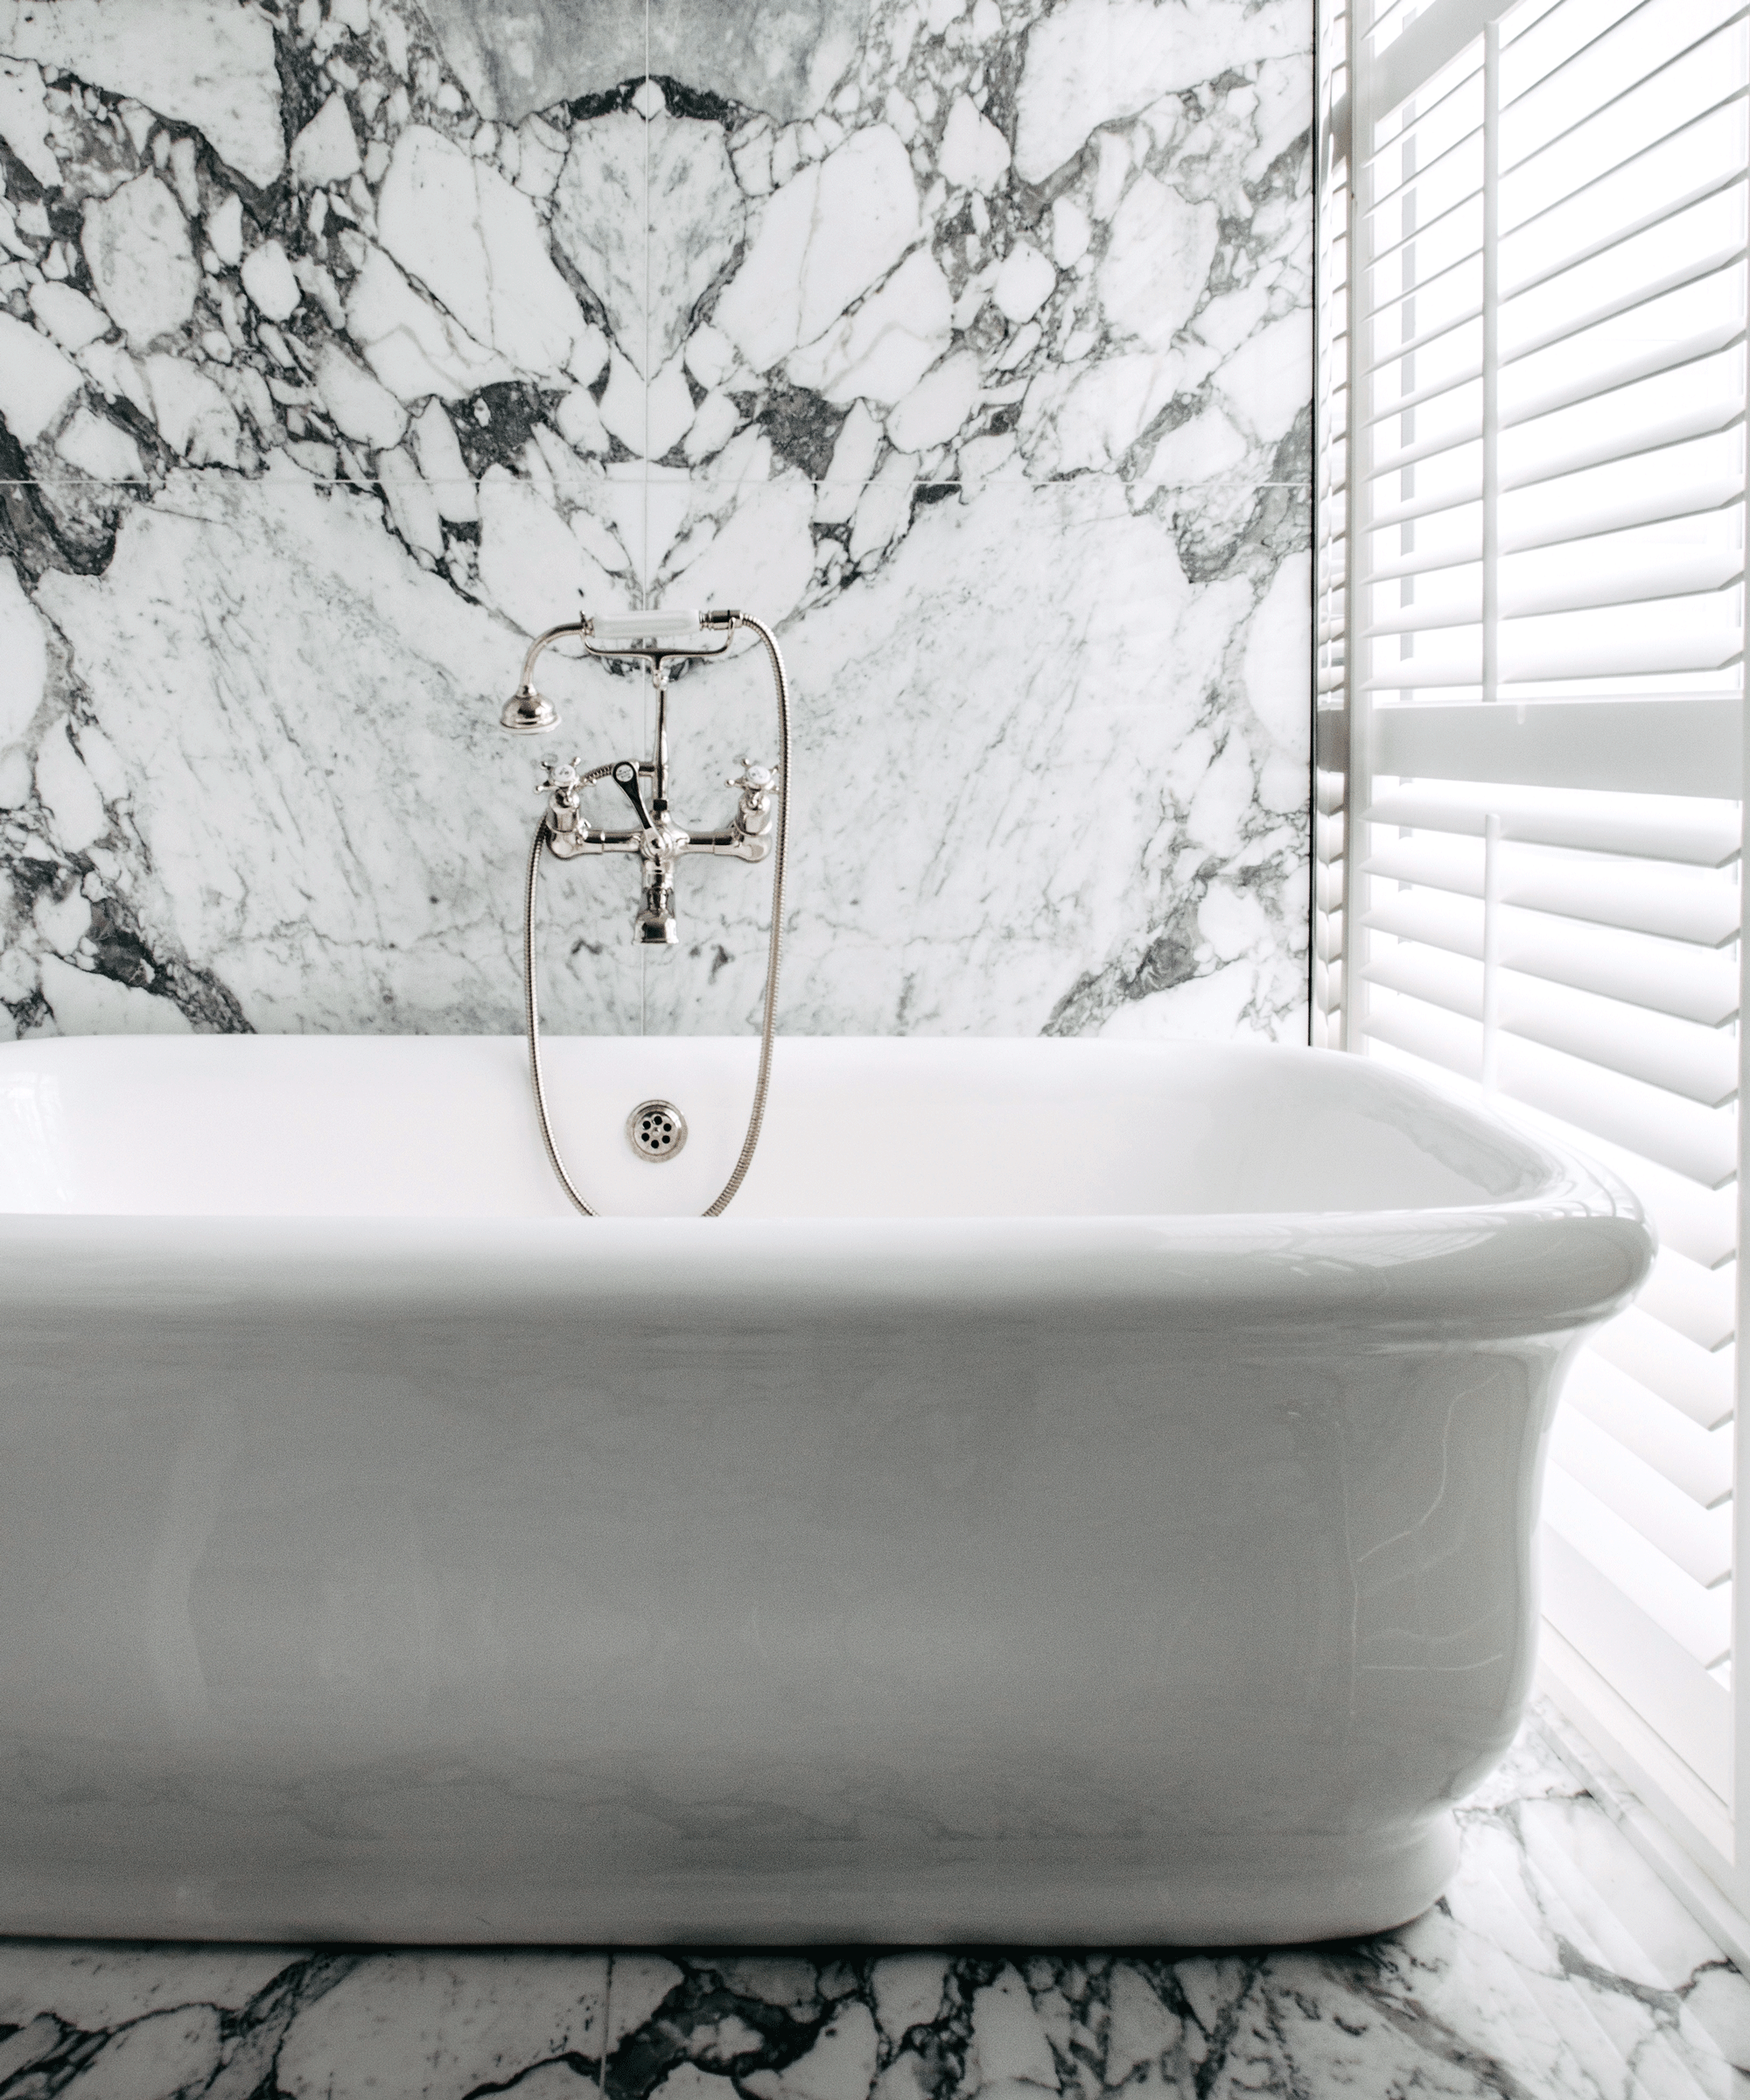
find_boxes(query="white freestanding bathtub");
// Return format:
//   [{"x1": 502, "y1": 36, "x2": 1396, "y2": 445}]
[{"x1": 0, "y1": 1034, "x2": 1649, "y2": 1946}]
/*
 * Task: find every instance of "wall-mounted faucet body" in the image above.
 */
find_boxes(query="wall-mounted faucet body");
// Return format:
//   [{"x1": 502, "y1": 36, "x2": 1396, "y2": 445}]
[
  {"x1": 539, "y1": 742, "x2": 779, "y2": 948},
  {"x1": 497, "y1": 607, "x2": 793, "y2": 1219},
  {"x1": 503, "y1": 607, "x2": 780, "y2": 948}
]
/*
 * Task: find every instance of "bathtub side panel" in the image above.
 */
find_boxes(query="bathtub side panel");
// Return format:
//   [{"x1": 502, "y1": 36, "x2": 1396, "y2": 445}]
[{"x1": 0, "y1": 1263, "x2": 1562, "y2": 1942}]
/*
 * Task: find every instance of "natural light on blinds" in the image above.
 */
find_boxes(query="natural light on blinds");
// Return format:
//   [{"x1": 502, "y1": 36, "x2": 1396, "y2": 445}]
[{"x1": 1316, "y1": 0, "x2": 1747, "y2": 1865}]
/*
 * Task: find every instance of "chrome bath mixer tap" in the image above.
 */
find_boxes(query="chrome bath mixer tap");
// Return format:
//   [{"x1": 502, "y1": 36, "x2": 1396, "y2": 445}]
[
  {"x1": 504, "y1": 607, "x2": 781, "y2": 948},
  {"x1": 536, "y1": 746, "x2": 779, "y2": 948},
  {"x1": 495, "y1": 606, "x2": 793, "y2": 1219}
]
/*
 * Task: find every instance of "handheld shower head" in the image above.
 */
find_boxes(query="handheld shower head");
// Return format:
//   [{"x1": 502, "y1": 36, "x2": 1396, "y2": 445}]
[{"x1": 581, "y1": 607, "x2": 735, "y2": 662}]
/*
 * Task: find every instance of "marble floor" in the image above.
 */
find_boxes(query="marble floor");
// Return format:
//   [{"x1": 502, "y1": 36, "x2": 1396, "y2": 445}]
[{"x1": 2, "y1": 1708, "x2": 1747, "y2": 2100}]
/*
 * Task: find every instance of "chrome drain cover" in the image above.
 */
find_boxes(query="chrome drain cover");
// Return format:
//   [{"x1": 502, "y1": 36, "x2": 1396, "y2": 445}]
[{"x1": 626, "y1": 1099, "x2": 688, "y2": 1161}]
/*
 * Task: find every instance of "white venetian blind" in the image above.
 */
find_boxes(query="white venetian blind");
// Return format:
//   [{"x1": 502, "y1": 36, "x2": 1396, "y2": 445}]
[{"x1": 1317, "y1": 0, "x2": 1749, "y2": 1876}]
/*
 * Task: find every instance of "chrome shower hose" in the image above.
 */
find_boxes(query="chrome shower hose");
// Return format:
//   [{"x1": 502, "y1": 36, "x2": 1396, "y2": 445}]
[{"x1": 522, "y1": 612, "x2": 792, "y2": 1218}]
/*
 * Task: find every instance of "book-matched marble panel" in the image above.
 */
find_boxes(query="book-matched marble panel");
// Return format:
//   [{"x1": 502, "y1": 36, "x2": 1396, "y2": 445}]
[{"x1": 0, "y1": 0, "x2": 1310, "y2": 1040}]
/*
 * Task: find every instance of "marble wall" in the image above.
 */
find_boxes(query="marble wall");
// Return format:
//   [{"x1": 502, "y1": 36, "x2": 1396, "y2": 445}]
[{"x1": 0, "y1": 0, "x2": 1310, "y2": 1042}]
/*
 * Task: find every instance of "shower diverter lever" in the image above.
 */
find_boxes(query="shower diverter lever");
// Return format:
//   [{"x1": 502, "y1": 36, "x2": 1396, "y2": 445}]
[{"x1": 612, "y1": 760, "x2": 654, "y2": 829}]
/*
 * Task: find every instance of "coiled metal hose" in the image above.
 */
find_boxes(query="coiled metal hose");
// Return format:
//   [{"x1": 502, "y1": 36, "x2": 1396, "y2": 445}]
[{"x1": 522, "y1": 612, "x2": 792, "y2": 1218}]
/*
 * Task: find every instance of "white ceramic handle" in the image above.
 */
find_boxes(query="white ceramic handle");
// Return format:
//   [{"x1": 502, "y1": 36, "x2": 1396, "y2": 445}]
[{"x1": 589, "y1": 609, "x2": 703, "y2": 643}]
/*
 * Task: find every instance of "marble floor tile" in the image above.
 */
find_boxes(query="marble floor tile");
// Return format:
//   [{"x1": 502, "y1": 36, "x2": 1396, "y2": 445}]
[{"x1": 3, "y1": 1706, "x2": 1747, "y2": 2098}]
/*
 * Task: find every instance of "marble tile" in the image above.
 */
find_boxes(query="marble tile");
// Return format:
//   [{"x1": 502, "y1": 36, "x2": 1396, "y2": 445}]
[
  {"x1": 418, "y1": 0, "x2": 874, "y2": 131},
  {"x1": 2, "y1": 1712, "x2": 1748, "y2": 2100},
  {"x1": 639, "y1": 472, "x2": 1309, "y2": 1038},
  {"x1": 0, "y1": 0, "x2": 1312, "y2": 1045}
]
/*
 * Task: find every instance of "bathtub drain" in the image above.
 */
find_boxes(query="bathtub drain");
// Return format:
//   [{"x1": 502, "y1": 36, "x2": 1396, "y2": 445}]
[{"x1": 626, "y1": 1100, "x2": 688, "y2": 1161}]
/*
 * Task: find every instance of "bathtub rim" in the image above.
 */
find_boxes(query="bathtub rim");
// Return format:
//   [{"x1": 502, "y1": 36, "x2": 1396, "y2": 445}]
[
  {"x1": 0, "y1": 1189, "x2": 1651, "y2": 1345},
  {"x1": 0, "y1": 1031, "x2": 1654, "y2": 1340}
]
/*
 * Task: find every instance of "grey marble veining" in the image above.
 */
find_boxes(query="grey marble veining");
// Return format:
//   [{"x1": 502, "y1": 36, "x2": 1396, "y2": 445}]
[
  {"x1": 421, "y1": 0, "x2": 878, "y2": 129},
  {"x1": 1, "y1": 1713, "x2": 1746, "y2": 2100},
  {"x1": 0, "y1": 0, "x2": 1311, "y2": 1043}
]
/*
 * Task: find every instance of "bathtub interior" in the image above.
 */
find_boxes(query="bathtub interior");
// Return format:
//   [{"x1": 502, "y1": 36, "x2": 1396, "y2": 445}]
[{"x1": 0, "y1": 1034, "x2": 1559, "y2": 1219}]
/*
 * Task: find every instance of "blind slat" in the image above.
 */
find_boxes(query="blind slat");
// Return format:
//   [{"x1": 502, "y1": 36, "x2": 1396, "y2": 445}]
[
  {"x1": 1565, "y1": 1351, "x2": 1734, "y2": 1508},
  {"x1": 1363, "y1": 590, "x2": 1742, "y2": 687},
  {"x1": 1363, "y1": 947, "x2": 1738, "y2": 1104},
  {"x1": 1368, "y1": 69, "x2": 1485, "y2": 203},
  {"x1": 1501, "y1": 0, "x2": 1727, "y2": 96},
  {"x1": 1500, "y1": 210, "x2": 1748, "y2": 367},
  {"x1": 1544, "y1": 1465, "x2": 1732, "y2": 1668},
  {"x1": 1369, "y1": 698, "x2": 1741, "y2": 795},
  {"x1": 1504, "y1": 429, "x2": 1742, "y2": 554},
  {"x1": 1365, "y1": 783, "x2": 1742, "y2": 864},
  {"x1": 1364, "y1": 300, "x2": 1486, "y2": 375},
  {"x1": 1500, "y1": 270, "x2": 1746, "y2": 426},
  {"x1": 1363, "y1": 539, "x2": 1745, "y2": 631},
  {"x1": 1368, "y1": 337, "x2": 1745, "y2": 483},
  {"x1": 1502, "y1": 0, "x2": 1746, "y2": 157},
  {"x1": 1362, "y1": 834, "x2": 1740, "y2": 944},
  {"x1": 1502, "y1": 355, "x2": 1745, "y2": 492},
  {"x1": 1368, "y1": 111, "x2": 1484, "y2": 221},
  {"x1": 1364, "y1": 429, "x2": 1745, "y2": 550},
  {"x1": 1541, "y1": 1527, "x2": 1733, "y2": 1800},
  {"x1": 1550, "y1": 1410, "x2": 1734, "y2": 1586},
  {"x1": 1365, "y1": 892, "x2": 1740, "y2": 1024},
  {"x1": 1502, "y1": 166, "x2": 1746, "y2": 329},
  {"x1": 1592, "y1": 1304, "x2": 1737, "y2": 1429},
  {"x1": 1367, "y1": 182, "x2": 1483, "y2": 282},
  {"x1": 1639, "y1": 1244, "x2": 1738, "y2": 1354},
  {"x1": 1501, "y1": 62, "x2": 1747, "y2": 284},
  {"x1": 1367, "y1": 354, "x2": 1486, "y2": 424},
  {"x1": 1364, "y1": 242, "x2": 1746, "y2": 387}
]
